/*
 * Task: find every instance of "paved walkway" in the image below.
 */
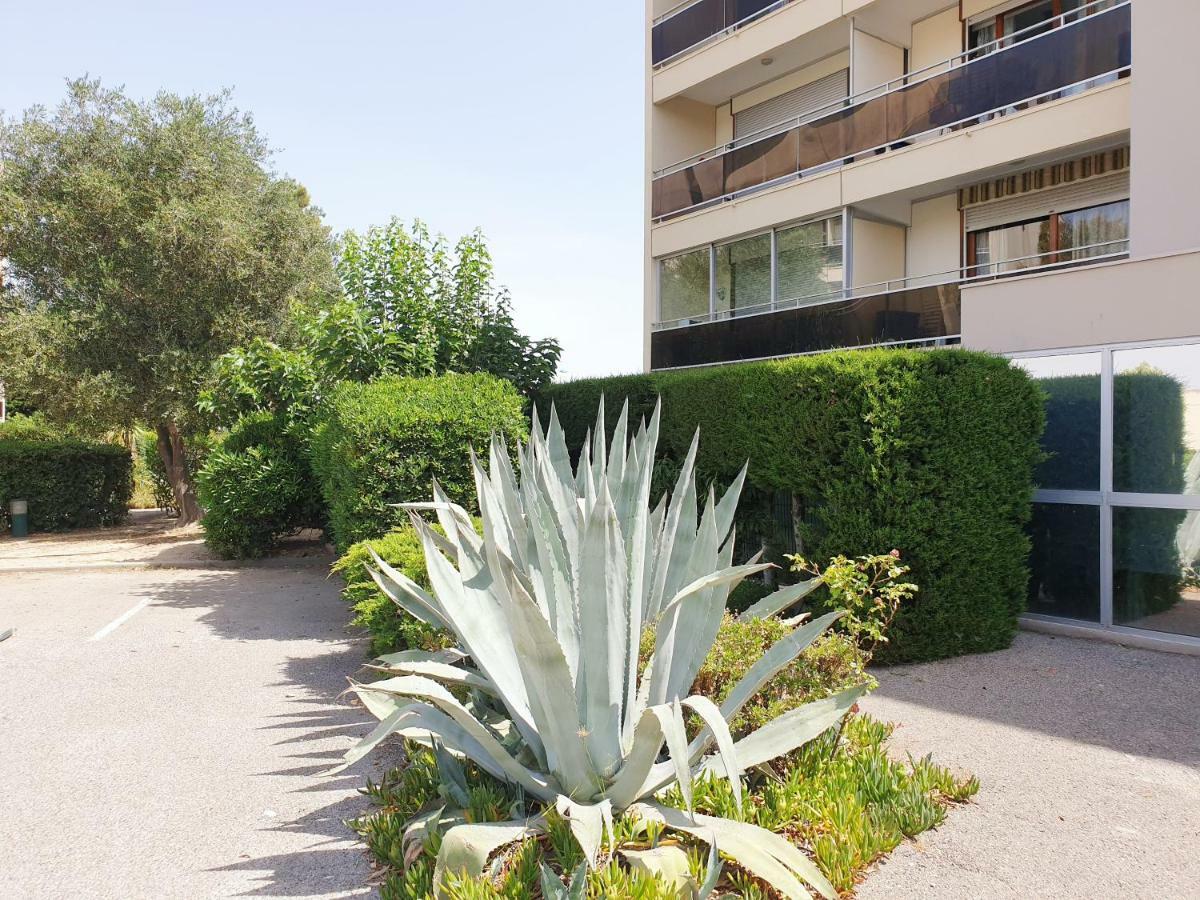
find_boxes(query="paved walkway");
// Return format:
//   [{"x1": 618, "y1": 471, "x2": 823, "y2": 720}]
[
  {"x1": 859, "y1": 633, "x2": 1200, "y2": 899},
  {"x1": 0, "y1": 520, "x2": 392, "y2": 899}
]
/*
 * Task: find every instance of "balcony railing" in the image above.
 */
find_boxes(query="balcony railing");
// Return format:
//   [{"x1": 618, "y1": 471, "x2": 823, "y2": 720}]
[
  {"x1": 651, "y1": 0, "x2": 1131, "y2": 222},
  {"x1": 652, "y1": 0, "x2": 789, "y2": 67}
]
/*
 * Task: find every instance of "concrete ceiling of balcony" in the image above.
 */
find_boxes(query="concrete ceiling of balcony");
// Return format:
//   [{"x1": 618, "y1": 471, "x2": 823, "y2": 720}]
[
  {"x1": 665, "y1": 0, "x2": 955, "y2": 106},
  {"x1": 850, "y1": 131, "x2": 1132, "y2": 227}
]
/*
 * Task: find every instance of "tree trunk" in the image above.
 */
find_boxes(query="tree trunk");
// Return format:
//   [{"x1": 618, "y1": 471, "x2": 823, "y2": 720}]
[{"x1": 155, "y1": 421, "x2": 203, "y2": 525}]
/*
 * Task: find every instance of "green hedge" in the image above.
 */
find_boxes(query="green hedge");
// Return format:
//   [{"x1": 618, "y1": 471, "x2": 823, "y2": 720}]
[
  {"x1": 311, "y1": 373, "x2": 528, "y2": 551},
  {"x1": 196, "y1": 413, "x2": 325, "y2": 559},
  {"x1": 537, "y1": 350, "x2": 1044, "y2": 664},
  {"x1": 0, "y1": 439, "x2": 132, "y2": 531}
]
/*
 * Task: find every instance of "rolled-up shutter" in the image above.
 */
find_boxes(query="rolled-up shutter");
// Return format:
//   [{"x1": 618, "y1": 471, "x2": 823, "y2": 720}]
[
  {"x1": 734, "y1": 69, "x2": 850, "y2": 140},
  {"x1": 964, "y1": 171, "x2": 1130, "y2": 231}
]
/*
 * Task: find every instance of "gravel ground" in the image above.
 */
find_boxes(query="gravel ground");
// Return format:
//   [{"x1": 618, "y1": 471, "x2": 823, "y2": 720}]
[
  {"x1": 0, "y1": 558, "x2": 394, "y2": 899},
  {"x1": 858, "y1": 632, "x2": 1200, "y2": 899}
]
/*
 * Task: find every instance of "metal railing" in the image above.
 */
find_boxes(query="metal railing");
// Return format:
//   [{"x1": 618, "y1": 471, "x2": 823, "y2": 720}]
[
  {"x1": 651, "y1": 0, "x2": 1131, "y2": 222},
  {"x1": 653, "y1": 238, "x2": 1130, "y2": 331},
  {"x1": 652, "y1": 0, "x2": 790, "y2": 68}
]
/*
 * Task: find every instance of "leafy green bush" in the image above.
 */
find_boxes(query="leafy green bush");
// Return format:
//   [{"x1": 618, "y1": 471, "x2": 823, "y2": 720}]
[
  {"x1": 0, "y1": 439, "x2": 132, "y2": 531},
  {"x1": 0, "y1": 412, "x2": 61, "y2": 442},
  {"x1": 792, "y1": 552, "x2": 918, "y2": 655},
  {"x1": 310, "y1": 373, "x2": 527, "y2": 551},
  {"x1": 332, "y1": 526, "x2": 456, "y2": 656},
  {"x1": 537, "y1": 350, "x2": 1044, "y2": 664},
  {"x1": 196, "y1": 413, "x2": 324, "y2": 558}
]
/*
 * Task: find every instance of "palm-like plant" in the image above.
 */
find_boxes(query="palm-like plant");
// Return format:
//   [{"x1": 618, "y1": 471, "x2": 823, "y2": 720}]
[{"x1": 338, "y1": 399, "x2": 866, "y2": 898}]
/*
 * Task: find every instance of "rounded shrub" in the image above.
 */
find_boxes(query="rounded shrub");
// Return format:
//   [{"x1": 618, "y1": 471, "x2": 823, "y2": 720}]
[{"x1": 196, "y1": 413, "x2": 323, "y2": 558}]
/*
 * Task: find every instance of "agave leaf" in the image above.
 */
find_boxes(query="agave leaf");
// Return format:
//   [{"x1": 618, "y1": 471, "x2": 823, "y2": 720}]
[
  {"x1": 365, "y1": 660, "x2": 498, "y2": 696},
  {"x1": 353, "y1": 675, "x2": 560, "y2": 801},
  {"x1": 700, "y1": 686, "x2": 866, "y2": 774},
  {"x1": 650, "y1": 700, "x2": 693, "y2": 814},
  {"x1": 655, "y1": 562, "x2": 775, "y2": 620},
  {"x1": 403, "y1": 804, "x2": 459, "y2": 867},
  {"x1": 633, "y1": 802, "x2": 837, "y2": 900},
  {"x1": 620, "y1": 845, "x2": 697, "y2": 894},
  {"x1": 494, "y1": 557, "x2": 600, "y2": 799},
  {"x1": 699, "y1": 840, "x2": 723, "y2": 899},
  {"x1": 682, "y1": 695, "x2": 742, "y2": 812},
  {"x1": 432, "y1": 737, "x2": 473, "y2": 808},
  {"x1": 713, "y1": 461, "x2": 748, "y2": 545},
  {"x1": 541, "y1": 860, "x2": 588, "y2": 900},
  {"x1": 736, "y1": 577, "x2": 824, "y2": 622},
  {"x1": 375, "y1": 648, "x2": 467, "y2": 666},
  {"x1": 367, "y1": 549, "x2": 448, "y2": 629},
  {"x1": 603, "y1": 702, "x2": 669, "y2": 809},
  {"x1": 554, "y1": 795, "x2": 613, "y2": 869},
  {"x1": 330, "y1": 704, "x2": 419, "y2": 775},
  {"x1": 433, "y1": 818, "x2": 545, "y2": 899},
  {"x1": 576, "y1": 482, "x2": 627, "y2": 777}
]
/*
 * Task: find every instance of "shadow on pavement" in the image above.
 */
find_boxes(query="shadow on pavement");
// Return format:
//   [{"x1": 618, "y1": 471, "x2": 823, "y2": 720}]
[{"x1": 870, "y1": 631, "x2": 1200, "y2": 767}]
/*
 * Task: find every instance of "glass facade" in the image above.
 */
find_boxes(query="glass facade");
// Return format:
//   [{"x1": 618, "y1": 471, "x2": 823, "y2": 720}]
[
  {"x1": 970, "y1": 199, "x2": 1130, "y2": 276},
  {"x1": 657, "y1": 215, "x2": 842, "y2": 325},
  {"x1": 1014, "y1": 340, "x2": 1200, "y2": 643}
]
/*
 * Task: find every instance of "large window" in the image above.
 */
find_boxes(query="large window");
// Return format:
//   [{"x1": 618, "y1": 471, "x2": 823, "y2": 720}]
[
  {"x1": 968, "y1": 199, "x2": 1129, "y2": 276},
  {"x1": 715, "y1": 232, "x2": 772, "y2": 315},
  {"x1": 1014, "y1": 339, "x2": 1200, "y2": 643},
  {"x1": 658, "y1": 248, "x2": 711, "y2": 323},
  {"x1": 657, "y1": 214, "x2": 842, "y2": 325}
]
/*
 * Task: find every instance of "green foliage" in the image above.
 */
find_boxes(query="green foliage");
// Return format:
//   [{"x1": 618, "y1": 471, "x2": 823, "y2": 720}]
[
  {"x1": 686, "y1": 616, "x2": 872, "y2": 739},
  {"x1": 0, "y1": 78, "x2": 333, "y2": 435},
  {"x1": 332, "y1": 526, "x2": 457, "y2": 656},
  {"x1": 195, "y1": 413, "x2": 324, "y2": 558},
  {"x1": 310, "y1": 373, "x2": 527, "y2": 551},
  {"x1": 0, "y1": 412, "x2": 61, "y2": 442},
  {"x1": 536, "y1": 350, "x2": 1045, "y2": 663},
  {"x1": 791, "y1": 553, "x2": 918, "y2": 655},
  {"x1": 0, "y1": 439, "x2": 132, "y2": 531}
]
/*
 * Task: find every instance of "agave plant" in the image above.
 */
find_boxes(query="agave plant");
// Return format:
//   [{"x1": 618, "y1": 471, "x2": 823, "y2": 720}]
[{"x1": 338, "y1": 398, "x2": 866, "y2": 898}]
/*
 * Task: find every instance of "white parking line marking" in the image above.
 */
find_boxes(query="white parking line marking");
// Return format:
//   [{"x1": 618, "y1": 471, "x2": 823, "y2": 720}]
[{"x1": 90, "y1": 599, "x2": 152, "y2": 641}]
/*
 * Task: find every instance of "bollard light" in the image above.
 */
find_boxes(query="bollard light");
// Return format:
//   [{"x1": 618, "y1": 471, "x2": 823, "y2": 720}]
[{"x1": 10, "y1": 499, "x2": 28, "y2": 538}]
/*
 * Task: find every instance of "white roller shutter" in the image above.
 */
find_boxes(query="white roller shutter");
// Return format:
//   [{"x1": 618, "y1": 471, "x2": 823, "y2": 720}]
[
  {"x1": 734, "y1": 69, "x2": 849, "y2": 140},
  {"x1": 964, "y1": 171, "x2": 1130, "y2": 232}
]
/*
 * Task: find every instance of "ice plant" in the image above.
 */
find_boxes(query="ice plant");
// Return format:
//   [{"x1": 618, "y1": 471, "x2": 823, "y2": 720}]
[{"x1": 337, "y1": 399, "x2": 866, "y2": 898}]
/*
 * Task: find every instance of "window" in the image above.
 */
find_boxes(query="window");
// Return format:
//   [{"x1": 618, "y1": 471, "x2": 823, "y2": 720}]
[
  {"x1": 658, "y1": 248, "x2": 710, "y2": 323},
  {"x1": 776, "y1": 216, "x2": 843, "y2": 305},
  {"x1": 968, "y1": 199, "x2": 1129, "y2": 276},
  {"x1": 968, "y1": 0, "x2": 1090, "y2": 54},
  {"x1": 656, "y1": 214, "x2": 843, "y2": 324},
  {"x1": 715, "y1": 233, "x2": 772, "y2": 316}
]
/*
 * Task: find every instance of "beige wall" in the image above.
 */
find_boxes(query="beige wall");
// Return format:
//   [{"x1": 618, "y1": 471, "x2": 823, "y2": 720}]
[
  {"x1": 961, "y1": 250, "x2": 1200, "y2": 354},
  {"x1": 1130, "y1": 2, "x2": 1200, "y2": 257},
  {"x1": 651, "y1": 96, "x2": 716, "y2": 171},
  {"x1": 906, "y1": 193, "x2": 960, "y2": 284},
  {"x1": 851, "y1": 217, "x2": 906, "y2": 288},
  {"x1": 910, "y1": 6, "x2": 961, "y2": 73},
  {"x1": 960, "y1": 0, "x2": 1000, "y2": 20},
  {"x1": 850, "y1": 28, "x2": 904, "y2": 95}
]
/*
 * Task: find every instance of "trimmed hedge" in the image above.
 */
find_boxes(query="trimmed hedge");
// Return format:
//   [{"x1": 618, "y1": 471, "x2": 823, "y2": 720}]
[
  {"x1": 311, "y1": 373, "x2": 528, "y2": 551},
  {"x1": 196, "y1": 413, "x2": 325, "y2": 559},
  {"x1": 332, "y1": 525, "x2": 459, "y2": 656},
  {"x1": 0, "y1": 439, "x2": 132, "y2": 531},
  {"x1": 537, "y1": 350, "x2": 1044, "y2": 664}
]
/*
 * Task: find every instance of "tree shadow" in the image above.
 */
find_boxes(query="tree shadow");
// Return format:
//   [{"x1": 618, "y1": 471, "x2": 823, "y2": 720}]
[{"x1": 868, "y1": 631, "x2": 1200, "y2": 767}]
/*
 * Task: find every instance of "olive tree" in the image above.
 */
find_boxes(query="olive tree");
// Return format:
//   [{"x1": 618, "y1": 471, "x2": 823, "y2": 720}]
[{"x1": 0, "y1": 78, "x2": 333, "y2": 522}]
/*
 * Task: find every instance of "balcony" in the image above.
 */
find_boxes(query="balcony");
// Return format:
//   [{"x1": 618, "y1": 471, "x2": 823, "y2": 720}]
[
  {"x1": 651, "y1": 0, "x2": 1132, "y2": 223},
  {"x1": 652, "y1": 0, "x2": 791, "y2": 68},
  {"x1": 650, "y1": 239, "x2": 1129, "y2": 370}
]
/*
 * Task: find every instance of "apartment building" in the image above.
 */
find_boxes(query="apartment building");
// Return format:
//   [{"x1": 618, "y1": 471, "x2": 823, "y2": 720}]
[{"x1": 645, "y1": 0, "x2": 1200, "y2": 651}]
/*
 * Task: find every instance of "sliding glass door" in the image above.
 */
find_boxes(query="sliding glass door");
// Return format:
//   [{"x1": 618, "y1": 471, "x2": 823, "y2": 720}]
[{"x1": 1013, "y1": 338, "x2": 1200, "y2": 643}]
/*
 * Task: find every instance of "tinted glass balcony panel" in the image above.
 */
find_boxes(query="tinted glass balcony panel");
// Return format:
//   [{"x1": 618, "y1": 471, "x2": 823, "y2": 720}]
[
  {"x1": 651, "y1": 3, "x2": 1131, "y2": 220},
  {"x1": 1027, "y1": 502, "x2": 1102, "y2": 621},
  {"x1": 1114, "y1": 505, "x2": 1198, "y2": 636},
  {"x1": 652, "y1": 0, "x2": 783, "y2": 66},
  {"x1": 1012, "y1": 353, "x2": 1102, "y2": 491},
  {"x1": 650, "y1": 283, "x2": 960, "y2": 369}
]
